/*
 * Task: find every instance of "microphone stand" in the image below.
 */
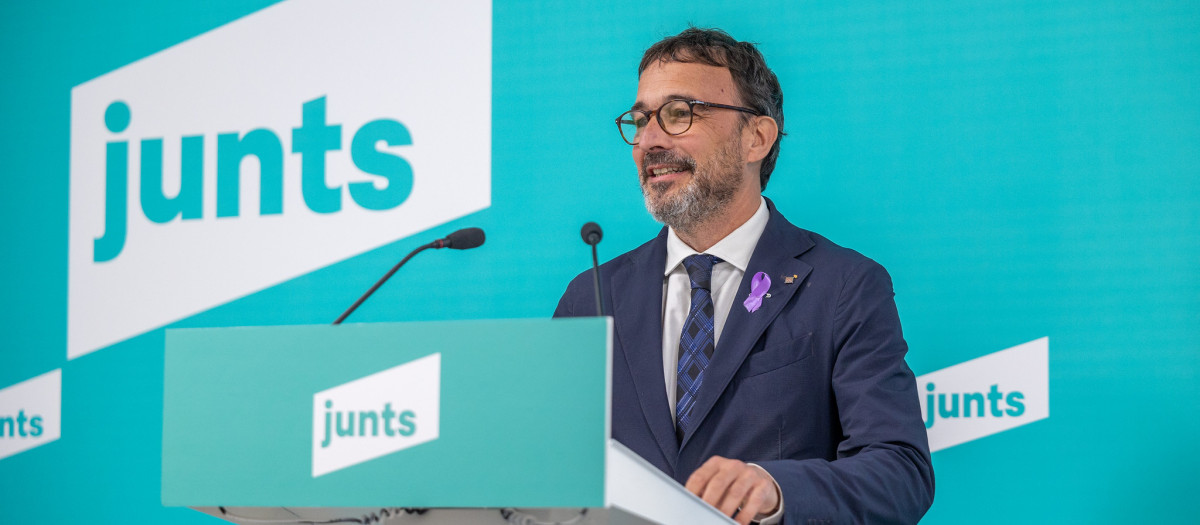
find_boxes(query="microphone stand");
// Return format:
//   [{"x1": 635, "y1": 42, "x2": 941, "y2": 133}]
[
  {"x1": 333, "y1": 241, "x2": 437, "y2": 325},
  {"x1": 590, "y1": 241, "x2": 604, "y2": 316},
  {"x1": 581, "y1": 222, "x2": 605, "y2": 317}
]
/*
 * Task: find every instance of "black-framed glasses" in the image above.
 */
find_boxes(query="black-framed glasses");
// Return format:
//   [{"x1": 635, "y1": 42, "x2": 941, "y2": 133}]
[{"x1": 615, "y1": 99, "x2": 761, "y2": 145}]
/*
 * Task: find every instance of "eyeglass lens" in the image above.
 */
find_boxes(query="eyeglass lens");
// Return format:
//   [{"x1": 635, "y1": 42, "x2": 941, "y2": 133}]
[{"x1": 618, "y1": 100, "x2": 694, "y2": 144}]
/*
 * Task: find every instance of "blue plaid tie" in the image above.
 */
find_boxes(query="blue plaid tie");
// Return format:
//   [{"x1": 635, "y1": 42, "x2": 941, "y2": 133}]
[{"x1": 676, "y1": 253, "x2": 721, "y2": 441}]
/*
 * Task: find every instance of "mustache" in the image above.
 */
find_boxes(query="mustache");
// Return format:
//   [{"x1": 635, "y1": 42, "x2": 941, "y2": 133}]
[{"x1": 641, "y1": 150, "x2": 696, "y2": 177}]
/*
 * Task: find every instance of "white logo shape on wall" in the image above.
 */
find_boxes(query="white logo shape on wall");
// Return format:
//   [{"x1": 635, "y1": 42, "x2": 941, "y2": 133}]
[
  {"x1": 312, "y1": 353, "x2": 440, "y2": 477},
  {"x1": 0, "y1": 370, "x2": 62, "y2": 462},
  {"x1": 67, "y1": 0, "x2": 492, "y2": 359},
  {"x1": 918, "y1": 337, "x2": 1049, "y2": 452}
]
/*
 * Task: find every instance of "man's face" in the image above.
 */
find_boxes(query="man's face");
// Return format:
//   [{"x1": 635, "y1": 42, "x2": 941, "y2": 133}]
[{"x1": 632, "y1": 61, "x2": 754, "y2": 231}]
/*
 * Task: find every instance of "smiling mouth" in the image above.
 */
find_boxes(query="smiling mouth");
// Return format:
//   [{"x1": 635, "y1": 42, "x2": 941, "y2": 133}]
[
  {"x1": 642, "y1": 150, "x2": 696, "y2": 182},
  {"x1": 649, "y1": 166, "x2": 690, "y2": 177}
]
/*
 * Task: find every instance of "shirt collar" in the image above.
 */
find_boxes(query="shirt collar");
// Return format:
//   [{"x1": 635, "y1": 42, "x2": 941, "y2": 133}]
[{"x1": 664, "y1": 197, "x2": 770, "y2": 276}]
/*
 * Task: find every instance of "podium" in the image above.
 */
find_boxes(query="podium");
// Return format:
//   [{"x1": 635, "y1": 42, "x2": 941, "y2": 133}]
[{"x1": 162, "y1": 318, "x2": 734, "y2": 525}]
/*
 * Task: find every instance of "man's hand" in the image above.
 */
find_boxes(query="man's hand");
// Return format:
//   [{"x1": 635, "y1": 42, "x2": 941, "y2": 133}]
[{"x1": 685, "y1": 456, "x2": 780, "y2": 525}]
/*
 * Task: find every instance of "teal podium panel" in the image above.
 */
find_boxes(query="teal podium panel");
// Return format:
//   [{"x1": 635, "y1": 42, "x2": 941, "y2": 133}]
[{"x1": 162, "y1": 318, "x2": 612, "y2": 508}]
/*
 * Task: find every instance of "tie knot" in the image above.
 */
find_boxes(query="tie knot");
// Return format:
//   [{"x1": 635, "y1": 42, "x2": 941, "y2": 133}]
[{"x1": 682, "y1": 254, "x2": 721, "y2": 290}]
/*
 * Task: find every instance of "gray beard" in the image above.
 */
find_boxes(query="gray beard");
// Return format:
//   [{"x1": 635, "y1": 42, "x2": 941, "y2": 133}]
[{"x1": 641, "y1": 141, "x2": 743, "y2": 235}]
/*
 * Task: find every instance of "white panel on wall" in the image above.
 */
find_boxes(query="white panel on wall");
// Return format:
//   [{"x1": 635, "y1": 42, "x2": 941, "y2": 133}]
[{"x1": 68, "y1": 0, "x2": 493, "y2": 359}]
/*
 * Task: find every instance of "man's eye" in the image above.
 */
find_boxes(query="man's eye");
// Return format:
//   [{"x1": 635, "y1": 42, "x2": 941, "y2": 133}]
[
  {"x1": 632, "y1": 115, "x2": 650, "y2": 127},
  {"x1": 666, "y1": 107, "x2": 692, "y2": 120}
]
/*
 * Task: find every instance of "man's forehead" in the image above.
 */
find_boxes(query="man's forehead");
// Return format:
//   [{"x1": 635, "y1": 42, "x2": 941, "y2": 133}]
[{"x1": 633, "y1": 61, "x2": 737, "y2": 108}]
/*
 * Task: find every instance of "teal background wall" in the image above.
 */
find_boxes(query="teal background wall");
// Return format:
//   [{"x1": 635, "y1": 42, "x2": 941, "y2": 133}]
[{"x1": 2, "y1": 0, "x2": 1198, "y2": 522}]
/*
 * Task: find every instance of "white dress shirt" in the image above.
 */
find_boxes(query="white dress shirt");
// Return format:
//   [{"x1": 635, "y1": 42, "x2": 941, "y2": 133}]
[
  {"x1": 661, "y1": 197, "x2": 770, "y2": 417},
  {"x1": 660, "y1": 197, "x2": 783, "y2": 523}
]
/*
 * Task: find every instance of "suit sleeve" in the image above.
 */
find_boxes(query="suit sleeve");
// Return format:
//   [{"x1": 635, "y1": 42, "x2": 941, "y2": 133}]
[
  {"x1": 756, "y1": 260, "x2": 935, "y2": 525},
  {"x1": 553, "y1": 271, "x2": 590, "y2": 319}
]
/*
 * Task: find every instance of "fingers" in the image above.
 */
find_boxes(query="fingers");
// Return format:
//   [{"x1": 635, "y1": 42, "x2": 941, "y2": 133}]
[
  {"x1": 737, "y1": 482, "x2": 777, "y2": 525},
  {"x1": 685, "y1": 456, "x2": 780, "y2": 524},
  {"x1": 717, "y1": 468, "x2": 760, "y2": 523},
  {"x1": 702, "y1": 461, "x2": 743, "y2": 507},
  {"x1": 684, "y1": 456, "x2": 724, "y2": 496}
]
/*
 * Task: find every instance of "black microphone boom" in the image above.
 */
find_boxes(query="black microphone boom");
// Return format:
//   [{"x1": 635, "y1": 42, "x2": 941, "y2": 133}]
[
  {"x1": 333, "y1": 227, "x2": 486, "y2": 325},
  {"x1": 580, "y1": 222, "x2": 605, "y2": 316}
]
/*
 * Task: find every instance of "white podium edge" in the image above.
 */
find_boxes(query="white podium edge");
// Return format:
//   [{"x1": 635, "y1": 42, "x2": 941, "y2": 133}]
[{"x1": 604, "y1": 439, "x2": 736, "y2": 525}]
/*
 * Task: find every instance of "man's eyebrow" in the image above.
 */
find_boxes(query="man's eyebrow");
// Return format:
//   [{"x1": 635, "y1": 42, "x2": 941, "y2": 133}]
[{"x1": 631, "y1": 94, "x2": 699, "y2": 111}]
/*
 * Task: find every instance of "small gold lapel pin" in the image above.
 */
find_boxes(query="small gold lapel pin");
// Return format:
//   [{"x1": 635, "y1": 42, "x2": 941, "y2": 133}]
[{"x1": 783, "y1": 274, "x2": 798, "y2": 284}]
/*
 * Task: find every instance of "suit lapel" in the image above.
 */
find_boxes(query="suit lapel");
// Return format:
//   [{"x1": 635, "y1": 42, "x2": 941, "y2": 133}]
[
  {"x1": 680, "y1": 202, "x2": 816, "y2": 448},
  {"x1": 611, "y1": 229, "x2": 679, "y2": 464}
]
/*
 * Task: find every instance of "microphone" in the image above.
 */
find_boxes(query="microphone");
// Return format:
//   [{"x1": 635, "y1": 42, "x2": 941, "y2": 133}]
[
  {"x1": 580, "y1": 222, "x2": 605, "y2": 316},
  {"x1": 435, "y1": 227, "x2": 485, "y2": 250},
  {"x1": 333, "y1": 227, "x2": 486, "y2": 325},
  {"x1": 581, "y1": 222, "x2": 602, "y2": 246}
]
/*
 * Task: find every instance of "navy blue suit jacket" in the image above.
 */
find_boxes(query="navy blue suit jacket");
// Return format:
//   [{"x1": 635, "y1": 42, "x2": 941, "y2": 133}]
[{"x1": 555, "y1": 200, "x2": 934, "y2": 524}]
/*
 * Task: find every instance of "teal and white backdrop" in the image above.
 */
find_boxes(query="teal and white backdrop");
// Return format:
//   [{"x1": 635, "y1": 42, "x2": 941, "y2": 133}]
[{"x1": 2, "y1": 0, "x2": 1197, "y2": 522}]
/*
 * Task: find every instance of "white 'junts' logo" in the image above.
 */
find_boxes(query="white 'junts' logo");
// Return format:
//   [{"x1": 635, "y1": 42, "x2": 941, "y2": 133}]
[
  {"x1": 67, "y1": 0, "x2": 492, "y2": 359},
  {"x1": 918, "y1": 337, "x2": 1049, "y2": 452},
  {"x1": 312, "y1": 353, "x2": 441, "y2": 477},
  {"x1": 0, "y1": 370, "x2": 62, "y2": 462}
]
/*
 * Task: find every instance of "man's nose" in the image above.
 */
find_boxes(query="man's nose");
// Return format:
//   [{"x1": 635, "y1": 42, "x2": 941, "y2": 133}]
[{"x1": 636, "y1": 115, "x2": 673, "y2": 151}]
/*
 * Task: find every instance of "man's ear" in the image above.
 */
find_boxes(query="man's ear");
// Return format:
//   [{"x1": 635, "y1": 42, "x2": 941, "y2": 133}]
[{"x1": 743, "y1": 115, "x2": 779, "y2": 164}]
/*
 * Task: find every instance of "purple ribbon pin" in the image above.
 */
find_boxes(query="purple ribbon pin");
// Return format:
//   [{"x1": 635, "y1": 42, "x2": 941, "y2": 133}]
[{"x1": 743, "y1": 272, "x2": 771, "y2": 313}]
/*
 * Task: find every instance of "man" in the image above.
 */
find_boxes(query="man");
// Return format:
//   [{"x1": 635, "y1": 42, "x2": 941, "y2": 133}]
[{"x1": 555, "y1": 28, "x2": 933, "y2": 524}]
